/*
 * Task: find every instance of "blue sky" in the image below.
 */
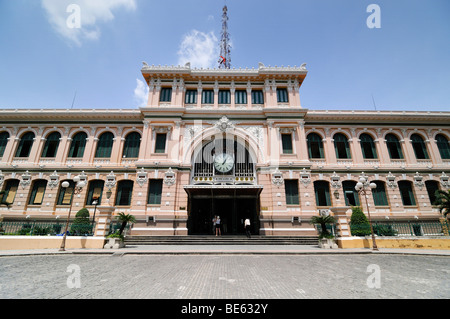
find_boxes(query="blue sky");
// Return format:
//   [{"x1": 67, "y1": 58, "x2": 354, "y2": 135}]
[{"x1": 0, "y1": 0, "x2": 449, "y2": 111}]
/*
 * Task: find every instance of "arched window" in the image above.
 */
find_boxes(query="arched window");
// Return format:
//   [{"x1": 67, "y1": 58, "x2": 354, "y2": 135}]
[
  {"x1": 42, "y1": 132, "x2": 61, "y2": 158},
  {"x1": 360, "y1": 134, "x2": 377, "y2": 159},
  {"x1": 95, "y1": 132, "x2": 114, "y2": 158},
  {"x1": 314, "y1": 181, "x2": 331, "y2": 207},
  {"x1": 57, "y1": 180, "x2": 75, "y2": 205},
  {"x1": 28, "y1": 180, "x2": 48, "y2": 205},
  {"x1": 436, "y1": 134, "x2": 450, "y2": 160},
  {"x1": 115, "y1": 180, "x2": 134, "y2": 206},
  {"x1": 425, "y1": 180, "x2": 440, "y2": 206},
  {"x1": 385, "y1": 134, "x2": 403, "y2": 159},
  {"x1": 2, "y1": 179, "x2": 19, "y2": 205},
  {"x1": 334, "y1": 133, "x2": 351, "y2": 159},
  {"x1": 342, "y1": 181, "x2": 360, "y2": 206},
  {"x1": 398, "y1": 181, "x2": 416, "y2": 206},
  {"x1": 85, "y1": 180, "x2": 104, "y2": 206},
  {"x1": 15, "y1": 132, "x2": 35, "y2": 158},
  {"x1": 410, "y1": 134, "x2": 429, "y2": 159},
  {"x1": 123, "y1": 132, "x2": 141, "y2": 158},
  {"x1": 371, "y1": 181, "x2": 388, "y2": 206},
  {"x1": 68, "y1": 132, "x2": 87, "y2": 158},
  {"x1": 0, "y1": 131, "x2": 9, "y2": 158},
  {"x1": 307, "y1": 133, "x2": 324, "y2": 159}
]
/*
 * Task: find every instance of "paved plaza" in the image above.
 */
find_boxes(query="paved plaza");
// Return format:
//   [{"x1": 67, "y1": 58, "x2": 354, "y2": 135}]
[{"x1": 1, "y1": 250, "x2": 449, "y2": 300}]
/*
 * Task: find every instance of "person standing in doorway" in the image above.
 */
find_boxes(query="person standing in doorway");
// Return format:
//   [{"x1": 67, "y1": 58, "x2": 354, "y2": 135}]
[
  {"x1": 212, "y1": 215, "x2": 217, "y2": 235},
  {"x1": 215, "y1": 216, "x2": 221, "y2": 236},
  {"x1": 244, "y1": 218, "x2": 251, "y2": 239}
]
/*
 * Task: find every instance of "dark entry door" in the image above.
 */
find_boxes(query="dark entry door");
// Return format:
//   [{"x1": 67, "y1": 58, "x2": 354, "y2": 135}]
[{"x1": 188, "y1": 193, "x2": 260, "y2": 235}]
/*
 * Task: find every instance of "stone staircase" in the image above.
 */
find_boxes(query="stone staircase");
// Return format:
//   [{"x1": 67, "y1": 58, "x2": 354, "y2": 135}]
[{"x1": 124, "y1": 235, "x2": 319, "y2": 246}]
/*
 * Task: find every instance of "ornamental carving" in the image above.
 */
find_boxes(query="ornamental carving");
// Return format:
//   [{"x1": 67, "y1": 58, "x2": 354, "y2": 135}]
[
  {"x1": 386, "y1": 172, "x2": 397, "y2": 188},
  {"x1": 272, "y1": 169, "x2": 284, "y2": 186},
  {"x1": 414, "y1": 172, "x2": 425, "y2": 190},
  {"x1": 48, "y1": 171, "x2": 59, "y2": 189},
  {"x1": 20, "y1": 171, "x2": 32, "y2": 189},
  {"x1": 136, "y1": 168, "x2": 148, "y2": 188},
  {"x1": 440, "y1": 172, "x2": 449, "y2": 189},
  {"x1": 214, "y1": 116, "x2": 235, "y2": 132},
  {"x1": 330, "y1": 172, "x2": 341, "y2": 189},
  {"x1": 164, "y1": 168, "x2": 176, "y2": 187}
]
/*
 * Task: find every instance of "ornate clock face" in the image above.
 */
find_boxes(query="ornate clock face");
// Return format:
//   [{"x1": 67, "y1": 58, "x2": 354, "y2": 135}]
[{"x1": 214, "y1": 153, "x2": 234, "y2": 173}]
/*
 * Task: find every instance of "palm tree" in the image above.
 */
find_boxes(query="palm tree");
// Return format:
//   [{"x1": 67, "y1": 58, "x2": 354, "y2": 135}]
[
  {"x1": 434, "y1": 190, "x2": 450, "y2": 219},
  {"x1": 117, "y1": 212, "x2": 136, "y2": 236},
  {"x1": 311, "y1": 215, "x2": 335, "y2": 238}
]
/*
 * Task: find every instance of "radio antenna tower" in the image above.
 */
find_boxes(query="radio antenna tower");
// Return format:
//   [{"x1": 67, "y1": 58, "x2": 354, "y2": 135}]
[{"x1": 218, "y1": 5, "x2": 231, "y2": 69}]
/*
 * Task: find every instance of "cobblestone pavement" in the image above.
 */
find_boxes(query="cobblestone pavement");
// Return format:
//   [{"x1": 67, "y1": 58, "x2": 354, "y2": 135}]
[{"x1": 0, "y1": 254, "x2": 449, "y2": 299}]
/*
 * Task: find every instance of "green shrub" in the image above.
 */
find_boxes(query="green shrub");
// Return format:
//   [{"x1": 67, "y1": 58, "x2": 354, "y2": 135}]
[
  {"x1": 70, "y1": 208, "x2": 92, "y2": 236},
  {"x1": 350, "y1": 206, "x2": 372, "y2": 236}
]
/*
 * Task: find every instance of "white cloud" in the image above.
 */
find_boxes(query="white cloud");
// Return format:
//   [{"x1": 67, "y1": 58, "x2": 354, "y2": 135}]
[
  {"x1": 177, "y1": 30, "x2": 219, "y2": 69},
  {"x1": 41, "y1": 0, "x2": 136, "y2": 46},
  {"x1": 134, "y1": 79, "x2": 149, "y2": 107}
]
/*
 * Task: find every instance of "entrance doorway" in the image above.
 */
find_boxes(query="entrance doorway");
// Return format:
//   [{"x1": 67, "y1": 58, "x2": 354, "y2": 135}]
[{"x1": 186, "y1": 186, "x2": 261, "y2": 235}]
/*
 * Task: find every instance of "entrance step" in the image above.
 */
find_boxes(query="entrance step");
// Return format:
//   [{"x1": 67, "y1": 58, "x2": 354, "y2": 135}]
[{"x1": 124, "y1": 235, "x2": 319, "y2": 246}]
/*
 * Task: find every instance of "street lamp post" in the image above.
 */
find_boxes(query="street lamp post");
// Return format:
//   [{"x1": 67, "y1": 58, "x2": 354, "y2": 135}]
[
  {"x1": 91, "y1": 198, "x2": 99, "y2": 225},
  {"x1": 355, "y1": 177, "x2": 378, "y2": 251},
  {"x1": 59, "y1": 176, "x2": 86, "y2": 252}
]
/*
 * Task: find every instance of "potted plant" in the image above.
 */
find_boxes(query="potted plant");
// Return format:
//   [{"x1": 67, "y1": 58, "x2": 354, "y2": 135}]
[
  {"x1": 434, "y1": 190, "x2": 450, "y2": 235},
  {"x1": 104, "y1": 231, "x2": 125, "y2": 249},
  {"x1": 104, "y1": 213, "x2": 136, "y2": 249},
  {"x1": 311, "y1": 214, "x2": 337, "y2": 248}
]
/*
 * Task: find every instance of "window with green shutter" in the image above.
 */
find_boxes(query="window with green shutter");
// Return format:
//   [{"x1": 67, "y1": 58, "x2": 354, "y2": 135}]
[
  {"x1": 15, "y1": 132, "x2": 35, "y2": 158},
  {"x1": 42, "y1": 132, "x2": 61, "y2": 158},
  {"x1": 314, "y1": 181, "x2": 331, "y2": 206},
  {"x1": 411, "y1": 134, "x2": 429, "y2": 159},
  {"x1": 385, "y1": 134, "x2": 403, "y2": 159},
  {"x1": 95, "y1": 132, "x2": 114, "y2": 158},
  {"x1": 360, "y1": 134, "x2": 377, "y2": 159},
  {"x1": 218, "y1": 90, "x2": 231, "y2": 104},
  {"x1": 115, "y1": 180, "x2": 134, "y2": 206},
  {"x1": 372, "y1": 181, "x2": 389, "y2": 206},
  {"x1": 334, "y1": 133, "x2": 351, "y2": 159},
  {"x1": 342, "y1": 181, "x2": 360, "y2": 206},
  {"x1": 251, "y1": 90, "x2": 264, "y2": 104},
  {"x1": 185, "y1": 90, "x2": 197, "y2": 105},
  {"x1": 436, "y1": 134, "x2": 450, "y2": 160},
  {"x1": 2, "y1": 179, "x2": 19, "y2": 205},
  {"x1": 154, "y1": 133, "x2": 167, "y2": 153},
  {"x1": 436, "y1": 134, "x2": 450, "y2": 159},
  {"x1": 57, "y1": 180, "x2": 75, "y2": 205},
  {"x1": 85, "y1": 180, "x2": 104, "y2": 206},
  {"x1": 284, "y1": 180, "x2": 299, "y2": 205},
  {"x1": 281, "y1": 134, "x2": 293, "y2": 154},
  {"x1": 160, "y1": 88, "x2": 172, "y2": 102},
  {"x1": 398, "y1": 181, "x2": 416, "y2": 206},
  {"x1": 68, "y1": 132, "x2": 87, "y2": 158},
  {"x1": 202, "y1": 90, "x2": 214, "y2": 104},
  {"x1": 148, "y1": 179, "x2": 163, "y2": 205},
  {"x1": 0, "y1": 131, "x2": 9, "y2": 158},
  {"x1": 123, "y1": 132, "x2": 141, "y2": 158},
  {"x1": 28, "y1": 180, "x2": 47, "y2": 205},
  {"x1": 307, "y1": 133, "x2": 324, "y2": 159},
  {"x1": 425, "y1": 180, "x2": 440, "y2": 206},
  {"x1": 276, "y1": 88, "x2": 288, "y2": 103},
  {"x1": 235, "y1": 90, "x2": 247, "y2": 104}
]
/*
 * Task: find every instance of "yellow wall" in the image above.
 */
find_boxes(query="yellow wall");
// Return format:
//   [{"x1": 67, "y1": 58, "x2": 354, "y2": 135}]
[
  {"x1": 337, "y1": 237, "x2": 450, "y2": 250},
  {"x1": 0, "y1": 236, "x2": 106, "y2": 250}
]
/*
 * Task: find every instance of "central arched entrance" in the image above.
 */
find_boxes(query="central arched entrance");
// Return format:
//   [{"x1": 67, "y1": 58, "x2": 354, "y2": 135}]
[{"x1": 185, "y1": 135, "x2": 262, "y2": 235}]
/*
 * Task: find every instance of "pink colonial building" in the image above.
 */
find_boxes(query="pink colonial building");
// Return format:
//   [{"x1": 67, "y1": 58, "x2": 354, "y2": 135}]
[{"x1": 0, "y1": 62, "x2": 449, "y2": 236}]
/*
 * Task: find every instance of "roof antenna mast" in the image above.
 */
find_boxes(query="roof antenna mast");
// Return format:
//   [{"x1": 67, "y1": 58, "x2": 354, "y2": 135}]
[{"x1": 218, "y1": 4, "x2": 231, "y2": 69}]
